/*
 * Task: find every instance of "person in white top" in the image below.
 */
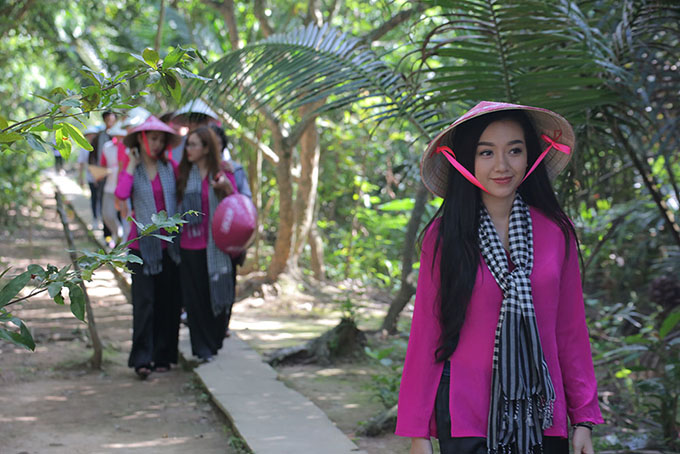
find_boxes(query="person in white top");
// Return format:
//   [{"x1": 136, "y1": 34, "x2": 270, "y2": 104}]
[{"x1": 100, "y1": 123, "x2": 128, "y2": 246}]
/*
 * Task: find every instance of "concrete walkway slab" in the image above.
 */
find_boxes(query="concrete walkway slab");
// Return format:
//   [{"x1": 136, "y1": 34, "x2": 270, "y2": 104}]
[{"x1": 180, "y1": 332, "x2": 366, "y2": 454}]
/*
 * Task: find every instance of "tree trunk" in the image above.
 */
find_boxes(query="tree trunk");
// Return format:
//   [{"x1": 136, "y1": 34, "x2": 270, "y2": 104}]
[
  {"x1": 308, "y1": 203, "x2": 326, "y2": 280},
  {"x1": 267, "y1": 132, "x2": 294, "y2": 281},
  {"x1": 289, "y1": 102, "x2": 322, "y2": 269},
  {"x1": 381, "y1": 182, "x2": 430, "y2": 334},
  {"x1": 154, "y1": 0, "x2": 166, "y2": 52},
  {"x1": 267, "y1": 317, "x2": 366, "y2": 366},
  {"x1": 251, "y1": 136, "x2": 263, "y2": 272},
  {"x1": 356, "y1": 404, "x2": 398, "y2": 436},
  {"x1": 55, "y1": 191, "x2": 103, "y2": 369}
]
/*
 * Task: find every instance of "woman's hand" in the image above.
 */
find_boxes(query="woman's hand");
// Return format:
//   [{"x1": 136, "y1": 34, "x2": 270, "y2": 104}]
[
  {"x1": 410, "y1": 437, "x2": 433, "y2": 454},
  {"x1": 115, "y1": 197, "x2": 128, "y2": 219},
  {"x1": 573, "y1": 427, "x2": 595, "y2": 454},
  {"x1": 220, "y1": 160, "x2": 234, "y2": 173},
  {"x1": 126, "y1": 147, "x2": 140, "y2": 174},
  {"x1": 212, "y1": 173, "x2": 234, "y2": 195}
]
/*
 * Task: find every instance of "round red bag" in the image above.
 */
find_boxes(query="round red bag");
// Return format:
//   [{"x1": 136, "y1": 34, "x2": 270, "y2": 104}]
[{"x1": 212, "y1": 194, "x2": 257, "y2": 258}]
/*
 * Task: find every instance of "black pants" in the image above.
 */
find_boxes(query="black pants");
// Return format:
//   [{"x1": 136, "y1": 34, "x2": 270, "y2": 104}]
[
  {"x1": 223, "y1": 254, "x2": 239, "y2": 333},
  {"x1": 435, "y1": 365, "x2": 569, "y2": 454},
  {"x1": 180, "y1": 248, "x2": 227, "y2": 359},
  {"x1": 88, "y1": 181, "x2": 103, "y2": 221},
  {"x1": 127, "y1": 250, "x2": 182, "y2": 369}
]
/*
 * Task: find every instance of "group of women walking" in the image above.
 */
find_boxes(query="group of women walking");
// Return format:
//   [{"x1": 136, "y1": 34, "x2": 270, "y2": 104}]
[{"x1": 100, "y1": 104, "x2": 250, "y2": 380}]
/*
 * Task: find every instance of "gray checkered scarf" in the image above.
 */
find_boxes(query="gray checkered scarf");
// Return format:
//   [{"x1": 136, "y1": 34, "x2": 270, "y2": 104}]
[
  {"x1": 479, "y1": 195, "x2": 555, "y2": 454},
  {"x1": 180, "y1": 164, "x2": 234, "y2": 316},
  {"x1": 132, "y1": 161, "x2": 180, "y2": 275}
]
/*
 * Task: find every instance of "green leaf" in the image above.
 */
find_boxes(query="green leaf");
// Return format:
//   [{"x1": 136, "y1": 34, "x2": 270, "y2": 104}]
[
  {"x1": 33, "y1": 93, "x2": 59, "y2": 105},
  {"x1": 65, "y1": 283, "x2": 85, "y2": 321},
  {"x1": 54, "y1": 293, "x2": 64, "y2": 305},
  {"x1": 0, "y1": 271, "x2": 32, "y2": 308},
  {"x1": 659, "y1": 310, "x2": 680, "y2": 339},
  {"x1": 124, "y1": 254, "x2": 144, "y2": 265},
  {"x1": 163, "y1": 72, "x2": 182, "y2": 104},
  {"x1": 378, "y1": 198, "x2": 415, "y2": 212},
  {"x1": 60, "y1": 98, "x2": 81, "y2": 108},
  {"x1": 0, "y1": 317, "x2": 35, "y2": 350},
  {"x1": 54, "y1": 128, "x2": 72, "y2": 159},
  {"x1": 26, "y1": 264, "x2": 43, "y2": 276},
  {"x1": 143, "y1": 48, "x2": 160, "y2": 69},
  {"x1": 60, "y1": 122, "x2": 93, "y2": 151},
  {"x1": 50, "y1": 87, "x2": 67, "y2": 97},
  {"x1": 47, "y1": 281, "x2": 63, "y2": 299},
  {"x1": 79, "y1": 67, "x2": 104, "y2": 87},
  {"x1": 0, "y1": 132, "x2": 24, "y2": 143},
  {"x1": 0, "y1": 115, "x2": 8, "y2": 129},
  {"x1": 25, "y1": 134, "x2": 48, "y2": 153},
  {"x1": 162, "y1": 46, "x2": 186, "y2": 70},
  {"x1": 171, "y1": 67, "x2": 212, "y2": 82}
]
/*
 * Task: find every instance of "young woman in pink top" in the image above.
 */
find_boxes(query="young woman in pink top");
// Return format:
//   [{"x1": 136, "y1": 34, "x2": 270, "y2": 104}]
[
  {"x1": 115, "y1": 115, "x2": 182, "y2": 379},
  {"x1": 397, "y1": 102, "x2": 603, "y2": 454},
  {"x1": 175, "y1": 126, "x2": 237, "y2": 362}
]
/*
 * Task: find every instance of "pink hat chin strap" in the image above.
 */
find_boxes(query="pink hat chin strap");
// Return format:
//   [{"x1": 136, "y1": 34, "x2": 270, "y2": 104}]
[
  {"x1": 141, "y1": 131, "x2": 154, "y2": 160},
  {"x1": 434, "y1": 131, "x2": 571, "y2": 193},
  {"x1": 435, "y1": 146, "x2": 489, "y2": 193},
  {"x1": 141, "y1": 131, "x2": 164, "y2": 161}
]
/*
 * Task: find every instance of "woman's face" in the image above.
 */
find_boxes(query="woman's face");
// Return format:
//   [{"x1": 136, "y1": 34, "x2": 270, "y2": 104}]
[
  {"x1": 474, "y1": 119, "x2": 528, "y2": 203},
  {"x1": 185, "y1": 133, "x2": 208, "y2": 163},
  {"x1": 141, "y1": 131, "x2": 167, "y2": 157}
]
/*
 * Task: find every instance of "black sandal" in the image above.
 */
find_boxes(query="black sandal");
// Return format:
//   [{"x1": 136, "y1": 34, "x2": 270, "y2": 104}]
[
  {"x1": 154, "y1": 363, "x2": 171, "y2": 373},
  {"x1": 135, "y1": 365, "x2": 152, "y2": 379}
]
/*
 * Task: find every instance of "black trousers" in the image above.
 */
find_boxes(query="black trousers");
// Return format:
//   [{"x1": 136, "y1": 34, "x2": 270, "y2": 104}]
[
  {"x1": 88, "y1": 181, "x2": 103, "y2": 221},
  {"x1": 435, "y1": 368, "x2": 569, "y2": 454},
  {"x1": 223, "y1": 254, "x2": 239, "y2": 332},
  {"x1": 180, "y1": 248, "x2": 227, "y2": 359},
  {"x1": 127, "y1": 250, "x2": 182, "y2": 369}
]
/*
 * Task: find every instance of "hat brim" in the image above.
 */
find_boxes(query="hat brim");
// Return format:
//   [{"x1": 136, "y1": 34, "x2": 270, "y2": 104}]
[
  {"x1": 123, "y1": 131, "x2": 182, "y2": 149},
  {"x1": 173, "y1": 99, "x2": 220, "y2": 121},
  {"x1": 421, "y1": 103, "x2": 574, "y2": 198}
]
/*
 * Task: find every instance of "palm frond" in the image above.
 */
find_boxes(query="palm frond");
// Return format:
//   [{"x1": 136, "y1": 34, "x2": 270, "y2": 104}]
[
  {"x1": 414, "y1": 0, "x2": 623, "y2": 123},
  {"x1": 186, "y1": 23, "x2": 442, "y2": 138}
]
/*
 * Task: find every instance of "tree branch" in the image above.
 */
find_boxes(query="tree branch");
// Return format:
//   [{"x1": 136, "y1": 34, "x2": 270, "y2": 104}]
[
  {"x1": 154, "y1": 0, "x2": 166, "y2": 52},
  {"x1": 325, "y1": 0, "x2": 340, "y2": 23},
  {"x1": 361, "y1": 4, "x2": 424, "y2": 44},
  {"x1": 253, "y1": 0, "x2": 275, "y2": 37},
  {"x1": 305, "y1": 0, "x2": 323, "y2": 26},
  {"x1": 205, "y1": 0, "x2": 240, "y2": 49},
  {"x1": 285, "y1": 100, "x2": 325, "y2": 148},
  {"x1": 7, "y1": 287, "x2": 49, "y2": 307},
  {"x1": 0, "y1": 0, "x2": 35, "y2": 40},
  {"x1": 211, "y1": 105, "x2": 280, "y2": 164},
  {"x1": 610, "y1": 119, "x2": 680, "y2": 247}
]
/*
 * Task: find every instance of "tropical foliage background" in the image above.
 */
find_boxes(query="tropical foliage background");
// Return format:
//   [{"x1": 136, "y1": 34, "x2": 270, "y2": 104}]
[{"x1": 1, "y1": 0, "x2": 679, "y2": 449}]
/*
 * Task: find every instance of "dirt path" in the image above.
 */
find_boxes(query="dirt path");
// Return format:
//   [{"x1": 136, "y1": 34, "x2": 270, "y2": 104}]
[{"x1": 0, "y1": 181, "x2": 238, "y2": 454}]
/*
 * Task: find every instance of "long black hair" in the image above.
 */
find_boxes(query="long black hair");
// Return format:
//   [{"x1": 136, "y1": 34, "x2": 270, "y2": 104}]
[{"x1": 420, "y1": 110, "x2": 577, "y2": 362}]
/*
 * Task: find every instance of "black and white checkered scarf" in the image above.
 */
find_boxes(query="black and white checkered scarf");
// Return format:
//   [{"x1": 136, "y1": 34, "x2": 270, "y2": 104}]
[
  {"x1": 180, "y1": 164, "x2": 234, "y2": 316},
  {"x1": 479, "y1": 195, "x2": 555, "y2": 454},
  {"x1": 132, "y1": 161, "x2": 180, "y2": 275}
]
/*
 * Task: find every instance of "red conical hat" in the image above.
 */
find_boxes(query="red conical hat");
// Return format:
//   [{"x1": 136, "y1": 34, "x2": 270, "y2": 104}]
[
  {"x1": 421, "y1": 101, "x2": 575, "y2": 198},
  {"x1": 123, "y1": 115, "x2": 182, "y2": 148}
]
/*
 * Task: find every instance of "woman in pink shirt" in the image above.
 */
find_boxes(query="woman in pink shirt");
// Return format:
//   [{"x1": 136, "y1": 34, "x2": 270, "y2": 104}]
[
  {"x1": 175, "y1": 126, "x2": 237, "y2": 362},
  {"x1": 397, "y1": 102, "x2": 603, "y2": 454},
  {"x1": 115, "y1": 115, "x2": 182, "y2": 379}
]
